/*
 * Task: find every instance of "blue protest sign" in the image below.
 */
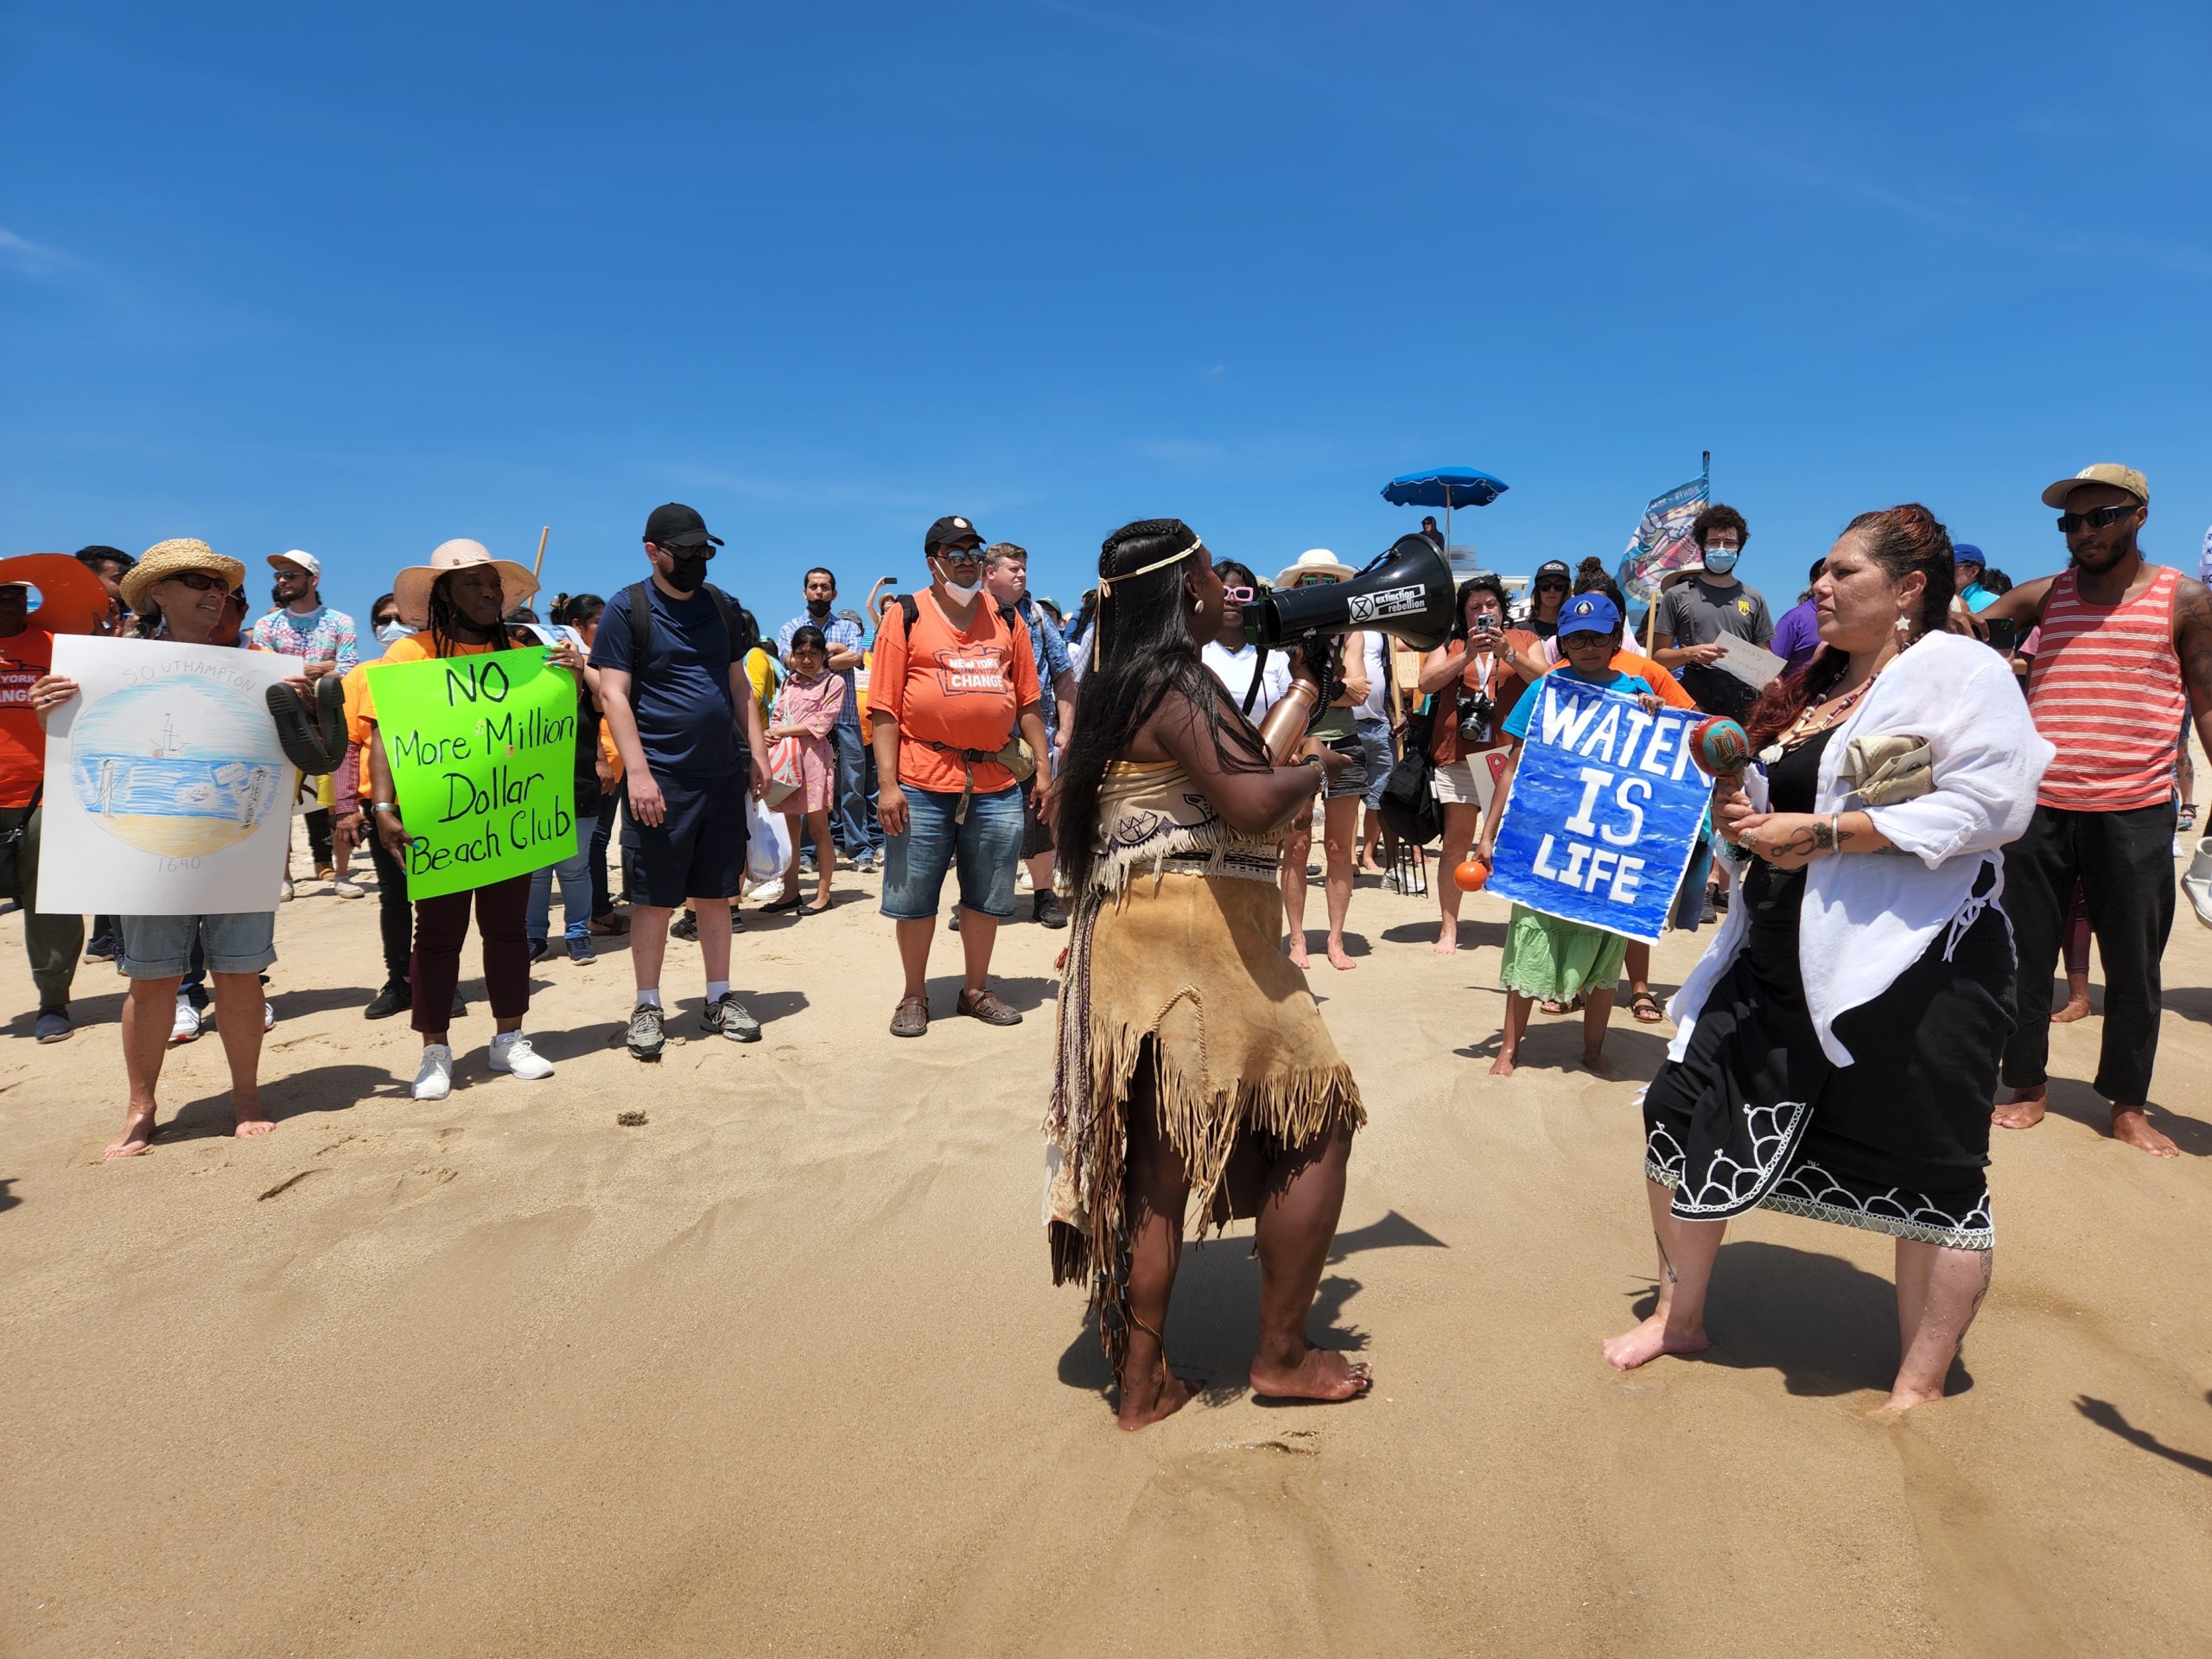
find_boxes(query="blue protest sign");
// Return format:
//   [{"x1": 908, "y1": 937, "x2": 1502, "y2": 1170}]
[{"x1": 1486, "y1": 675, "x2": 1707, "y2": 944}]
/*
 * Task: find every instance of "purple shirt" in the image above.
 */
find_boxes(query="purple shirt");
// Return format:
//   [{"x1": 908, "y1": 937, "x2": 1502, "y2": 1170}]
[{"x1": 1770, "y1": 597, "x2": 1821, "y2": 671}]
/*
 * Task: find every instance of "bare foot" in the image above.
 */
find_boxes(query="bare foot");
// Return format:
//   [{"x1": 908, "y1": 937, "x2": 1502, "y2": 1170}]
[
  {"x1": 1117, "y1": 1368, "x2": 1199, "y2": 1431},
  {"x1": 1287, "y1": 938, "x2": 1310, "y2": 969},
  {"x1": 1488, "y1": 1053, "x2": 1516, "y2": 1077},
  {"x1": 1433, "y1": 927, "x2": 1459, "y2": 956},
  {"x1": 103, "y1": 1113, "x2": 156, "y2": 1160},
  {"x1": 1993, "y1": 1086, "x2": 2047, "y2": 1130},
  {"x1": 1580, "y1": 1048, "x2": 1615, "y2": 1078},
  {"x1": 1326, "y1": 940, "x2": 1356, "y2": 971},
  {"x1": 1250, "y1": 1343, "x2": 1371, "y2": 1402},
  {"x1": 1870, "y1": 1381, "x2": 1946, "y2": 1418},
  {"x1": 2050, "y1": 997, "x2": 2092, "y2": 1025},
  {"x1": 1602, "y1": 1314, "x2": 1710, "y2": 1371},
  {"x1": 234, "y1": 1110, "x2": 275, "y2": 1140},
  {"x1": 2111, "y1": 1106, "x2": 2180, "y2": 1158}
]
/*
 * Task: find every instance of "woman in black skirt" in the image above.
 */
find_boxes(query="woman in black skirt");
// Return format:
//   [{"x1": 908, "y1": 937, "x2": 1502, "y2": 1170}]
[{"x1": 1605, "y1": 505, "x2": 2053, "y2": 1413}]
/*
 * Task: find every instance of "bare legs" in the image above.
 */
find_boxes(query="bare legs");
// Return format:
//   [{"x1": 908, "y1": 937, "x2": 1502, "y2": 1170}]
[
  {"x1": 1281, "y1": 816, "x2": 1313, "y2": 969},
  {"x1": 1490, "y1": 989, "x2": 1532, "y2": 1077},
  {"x1": 1434, "y1": 801, "x2": 1479, "y2": 954},
  {"x1": 1490, "y1": 987, "x2": 1615, "y2": 1075},
  {"x1": 894, "y1": 912, "x2": 998, "y2": 1001},
  {"x1": 107, "y1": 971, "x2": 270, "y2": 1159},
  {"x1": 1319, "y1": 795, "x2": 1357, "y2": 970},
  {"x1": 1603, "y1": 1179, "x2": 1994, "y2": 1412},
  {"x1": 1116, "y1": 1062, "x2": 1367, "y2": 1431},
  {"x1": 780, "y1": 809, "x2": 835, "y2": 907}
]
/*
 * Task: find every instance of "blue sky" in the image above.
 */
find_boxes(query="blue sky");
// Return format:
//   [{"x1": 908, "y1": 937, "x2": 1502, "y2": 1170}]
[{"x1": 6, "y1": 1, "x2": 2209, "y2": 640}]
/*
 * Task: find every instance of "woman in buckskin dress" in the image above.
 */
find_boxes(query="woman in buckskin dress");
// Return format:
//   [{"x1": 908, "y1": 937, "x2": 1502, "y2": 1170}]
[
  {"x1": 1605, "y1": 505, "x2": 2052, "y2": 1413},
  {"x1": 1044, "y1": 518, "x2": 1370, "y2": 1430}
]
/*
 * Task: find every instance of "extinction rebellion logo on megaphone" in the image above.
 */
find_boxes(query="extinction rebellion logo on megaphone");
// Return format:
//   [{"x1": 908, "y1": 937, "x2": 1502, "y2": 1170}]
[{"x1": 1345, "y1": 584, "x2": 1427, "y2": 625}]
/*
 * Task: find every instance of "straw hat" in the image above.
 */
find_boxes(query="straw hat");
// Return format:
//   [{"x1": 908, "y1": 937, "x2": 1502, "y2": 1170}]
[
  {"x1": 1274, "y1": 548, "x2": 1356, "y2": 589},
  {"x1": 121, "y1": 538, "x2": 246, "y2": 614},
  {"x1": 391, "y1": 538, "x2": 539, "y2": 629},
  {"x1": 1658, "y1": 563, "x2": 1709, "y2": 593}
]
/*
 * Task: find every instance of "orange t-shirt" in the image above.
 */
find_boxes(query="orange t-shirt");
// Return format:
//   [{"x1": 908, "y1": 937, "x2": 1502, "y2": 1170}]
[
  {"x1": 869, "y1": 592, "x2": 1041, "y2": 795},
  {"x1": 1540, "y1": 645, "x2": 1698, "y2": 712},
  {"x1": 0, "y1": 627, "x2": 54, "y2": 809},
  {"x1": 341, "y1": 661, "x2": 375, "y2": 748},
  {"x1": 356, "y1": 633, "x2": 497, "y2": 724}
]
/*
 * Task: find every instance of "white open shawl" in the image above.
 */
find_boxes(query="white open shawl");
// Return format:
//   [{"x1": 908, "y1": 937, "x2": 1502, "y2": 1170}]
[{"x1": 1666, "y1": 632, "x2": 2056, "y2": 1067}]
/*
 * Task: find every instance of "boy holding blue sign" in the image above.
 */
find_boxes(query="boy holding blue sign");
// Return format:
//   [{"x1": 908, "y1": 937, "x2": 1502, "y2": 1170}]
[{"x1": 1477, "y1": 593, "x2": 1664, "y2": 1077}]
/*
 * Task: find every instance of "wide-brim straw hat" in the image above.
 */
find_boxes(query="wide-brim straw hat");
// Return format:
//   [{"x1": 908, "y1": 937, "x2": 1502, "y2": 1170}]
[
  {"x1": 391, "y1": 538, "x2": 539, "y2": 629},
  {"x1": 121, "y1": 538, "x2": 247, "y2": 614},
  {"x1": 1658, "y1": 563, "x2": 1709, "y2": 592},
  {"x1": 1274, "y1": 548, "x2": 1356, "y2": 589}
]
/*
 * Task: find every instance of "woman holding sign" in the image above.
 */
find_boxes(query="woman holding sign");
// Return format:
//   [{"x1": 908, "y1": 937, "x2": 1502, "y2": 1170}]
[
  {"x1": 1609, "y1": 505, "x2": 2050, "y2": 1414},
  {"x1": 1475, "y1": 593, "x2": 1664, "y2": 1077},
  {"x1": 363, "y1": 540, "x2": 583, "y2": 1102}
]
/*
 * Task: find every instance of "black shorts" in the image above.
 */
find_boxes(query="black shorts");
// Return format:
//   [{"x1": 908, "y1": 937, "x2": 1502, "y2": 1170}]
[
  {"x1": 621, "y1": 769, "x2": 748, "y2": 908},
  {"x1": 1020, "y1": 776, "x2": 1055, "y2": 858}
]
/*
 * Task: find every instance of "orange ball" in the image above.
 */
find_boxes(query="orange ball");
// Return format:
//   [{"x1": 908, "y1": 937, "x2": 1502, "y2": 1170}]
[{"x1": 1452, "y1": 857, "x2": 1491, "y2": 893}]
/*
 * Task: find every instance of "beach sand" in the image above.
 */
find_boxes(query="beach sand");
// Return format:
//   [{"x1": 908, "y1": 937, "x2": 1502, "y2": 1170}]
[{"x1": 3, "y1": 849, "x2": 2210, "y2": 1656}]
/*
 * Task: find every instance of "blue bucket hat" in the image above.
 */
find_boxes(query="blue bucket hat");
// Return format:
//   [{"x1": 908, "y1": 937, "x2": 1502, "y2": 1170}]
[{"x1": 1556, "y1": 592, "x2": 1622, "y2": 638}]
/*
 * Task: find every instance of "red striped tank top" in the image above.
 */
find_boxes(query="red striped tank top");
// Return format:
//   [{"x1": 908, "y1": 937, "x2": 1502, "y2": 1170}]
[{"x1": 2026, "y1": 565, "x2": 2185, "y2": 810}]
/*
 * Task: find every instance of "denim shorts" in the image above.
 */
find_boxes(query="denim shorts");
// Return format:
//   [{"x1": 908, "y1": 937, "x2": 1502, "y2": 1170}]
[
  {"x1": 1355, "y1": 717, "x2": 1395, "y2": 810},
  {"x1": 120, "y1": 912, "x2": 278, "y2": 979},
  {"x1": 880, "y1": 784, "x2": 1023, "y2": 920},
  {"x1": 1319, "y1": 731, "x2": 1370, "y2": 801}
]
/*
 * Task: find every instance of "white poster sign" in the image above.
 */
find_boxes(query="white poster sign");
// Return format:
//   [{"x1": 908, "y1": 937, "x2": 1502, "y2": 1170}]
[
  {"x1": 1709, "y1": 632, "x2": 1786, "y2": 691},
  {"x1": 37, "y1": 636, "x2": 300, "y2": 916}
]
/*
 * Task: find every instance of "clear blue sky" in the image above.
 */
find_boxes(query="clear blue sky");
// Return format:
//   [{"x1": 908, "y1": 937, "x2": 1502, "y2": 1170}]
[{"x1": 6, "y1": 1, "x2": 2209, "y2": 641}]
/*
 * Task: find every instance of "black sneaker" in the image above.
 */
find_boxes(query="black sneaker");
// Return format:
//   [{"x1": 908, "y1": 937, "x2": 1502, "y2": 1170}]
[
  {"x1": 364, "y1": 982, "x2": 412, "y2": 1020},
  {"x1": 671, "y1": 911, "x2": 699, "y2": 942},
  {"x1": 701, "y1": 991, "x2": 762, "y2": 1043},
  {"x1": 528, "y1": 937, "x2": 551, "y2": 963},
  {"x1": 947, "y1": 909, "x2": 962, "y2": 932},
  {"x1": 1700, "y1": 886, "x2": 1719, "y2": 926},
  {"x1": 84, "y1": 931, "x2": 120, "y2": 962},
  {"x1": 1033, "y1": 891, "x2": 1068, "y2": 930},
  {"x1": 451, "y1": 989, "x2": 467, "y2": 1020},
  {"x1": 626, "y1": 1001, "x2": 666, "y2": 1060}
]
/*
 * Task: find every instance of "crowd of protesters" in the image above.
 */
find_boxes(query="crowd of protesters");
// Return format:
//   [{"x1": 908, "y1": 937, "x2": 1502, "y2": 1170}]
[{"x1": 4, "y1": 469, "x2": 2209, "y2": 1234}]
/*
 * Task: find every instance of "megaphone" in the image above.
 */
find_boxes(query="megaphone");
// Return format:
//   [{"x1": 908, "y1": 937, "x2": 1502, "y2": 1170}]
[{"x1": 1243, "y1": 534, "x2": 1456, "y2": 652}]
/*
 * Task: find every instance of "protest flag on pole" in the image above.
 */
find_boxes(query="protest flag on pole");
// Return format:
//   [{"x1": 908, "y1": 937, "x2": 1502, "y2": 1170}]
[{"x1": 1615, "y1": 459, "x2": 1711, "y2": 628}]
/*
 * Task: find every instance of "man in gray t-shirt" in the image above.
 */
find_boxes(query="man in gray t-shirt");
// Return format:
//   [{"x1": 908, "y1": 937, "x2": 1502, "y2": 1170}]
[{"x1": 1650, "y1": 503, "x2": 1772, "y2": 720}]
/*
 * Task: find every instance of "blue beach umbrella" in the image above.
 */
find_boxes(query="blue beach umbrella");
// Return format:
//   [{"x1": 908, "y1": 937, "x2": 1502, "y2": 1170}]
[{"x1": 1381, "y1": 467, "x2": 1510, "y2": 549}]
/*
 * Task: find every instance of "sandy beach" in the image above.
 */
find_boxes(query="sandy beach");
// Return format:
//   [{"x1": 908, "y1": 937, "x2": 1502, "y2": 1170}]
[{"x1": 3, "y1": 844, "x2": 2210, "y2": 1657}]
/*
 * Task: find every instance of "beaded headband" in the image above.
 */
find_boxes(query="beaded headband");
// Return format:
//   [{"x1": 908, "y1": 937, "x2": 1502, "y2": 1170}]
[{"x1": 1096, "y1": 535, "x2": 1204, "y2": 599}]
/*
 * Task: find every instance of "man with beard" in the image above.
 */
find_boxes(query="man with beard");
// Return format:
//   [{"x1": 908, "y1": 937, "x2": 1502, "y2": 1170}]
[
  {"x1": 1980, "y1": 464, "x2": 2212, "y2": 1158},
  {"x1": 593, "y1": 504, "x2": 772, "y2": 1058},
  {"x1": 777, "y1": 566, "x2": 877, "y2": 871}
]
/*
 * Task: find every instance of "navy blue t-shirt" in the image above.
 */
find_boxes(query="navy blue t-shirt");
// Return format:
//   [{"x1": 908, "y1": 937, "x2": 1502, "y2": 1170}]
[{"x1": 590, "y1": 584, "x2": 741, "y2": 779}]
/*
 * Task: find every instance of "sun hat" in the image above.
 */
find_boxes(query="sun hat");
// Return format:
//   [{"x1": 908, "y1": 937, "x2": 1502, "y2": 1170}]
[
  {"x1": 2040, "y1": 463, "x2": 2148, "y2": 509},
  {"x1": 391, "y1": 538, "x2": 539, "y2": 630},
  {"x1": 1658, "y1": 563, "x2": 1709, "y2": 592},
  {"x1": 121, "y1": 539, "x2": 247, "y2": 614},
  {"x1": 1274, "y1": 548, "x2": 1356, "y2": 589},
  {"x1": 1556, "y1": 592, "x2": 1623, "y2": 638},
  {"x1": 268, "y1": 549, "x2": 321, "y2": 582}
]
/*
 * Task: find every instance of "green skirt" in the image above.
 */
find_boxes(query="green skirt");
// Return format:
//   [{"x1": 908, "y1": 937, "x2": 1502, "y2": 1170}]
[{"x1": 1499, "y1": 903, "x2": 1629, "y2": 1002}]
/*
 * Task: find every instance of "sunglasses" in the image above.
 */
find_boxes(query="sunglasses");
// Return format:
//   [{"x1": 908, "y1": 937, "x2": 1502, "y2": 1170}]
[
  {"x1": 1299, "y1": 575, "x2": 1340, "y2": 587},
  {"x1": 164, "y1": 570, "x2": 229, "y2": 594},
  {"x1": 1222, "y1": 584, "x2": 1255, "y2": 604},
  {"x1": 1534, "y1": 577, "x2": 1568, "y2": 591},
  {"x1": 2056, "y1": 504, "x2": 2138, "y2": 534}
]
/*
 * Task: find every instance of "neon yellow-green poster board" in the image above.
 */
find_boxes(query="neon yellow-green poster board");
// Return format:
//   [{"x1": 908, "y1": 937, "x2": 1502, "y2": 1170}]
[{"x1": 367, "y1": 647, "x2": 579, "y2": 901}]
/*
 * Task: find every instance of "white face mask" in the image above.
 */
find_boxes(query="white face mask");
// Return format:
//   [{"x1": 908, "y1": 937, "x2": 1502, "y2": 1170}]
[
  {"x1": 940, "y1": 579, "x2": 982, "y2": 604},
  {"x1": 375, "y1": 620, "x2": 416, "y2": 645}
]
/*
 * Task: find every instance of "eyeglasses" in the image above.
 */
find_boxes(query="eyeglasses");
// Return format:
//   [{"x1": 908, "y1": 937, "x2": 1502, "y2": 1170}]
[
  {"x1": 1299, "y1": 575, "x2": 1340, "y2": 587},
  {"x1": 2056, "y1": 504, "x2": 2138, "y2": 534},
  {"x1": 1222, "y1": 584, "x2": 1255, "y2": 604},
  {"x1": 165, "y1": 570, "x2": 228, "y2": 594}
]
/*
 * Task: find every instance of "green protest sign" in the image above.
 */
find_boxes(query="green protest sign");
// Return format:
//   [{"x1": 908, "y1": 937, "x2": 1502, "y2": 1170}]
[{"x1": 368, "y1": 646, "x2": 579, "y2": 901}]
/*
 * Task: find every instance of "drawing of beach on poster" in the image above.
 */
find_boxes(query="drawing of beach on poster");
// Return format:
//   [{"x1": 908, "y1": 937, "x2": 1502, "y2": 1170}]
[{"x1": 37, "y1": 635, "x2": 299, "y2": 915}]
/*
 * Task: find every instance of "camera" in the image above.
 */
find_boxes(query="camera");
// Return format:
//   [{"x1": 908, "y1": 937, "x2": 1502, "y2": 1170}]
[{"x1": 1456, "y1": 688, "x2": 1495, "y2": 746}]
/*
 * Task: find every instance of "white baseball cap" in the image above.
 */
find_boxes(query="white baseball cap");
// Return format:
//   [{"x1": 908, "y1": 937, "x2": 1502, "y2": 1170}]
[{"x1": 268, "y1": 549, "x2": 321, "y2": 581}]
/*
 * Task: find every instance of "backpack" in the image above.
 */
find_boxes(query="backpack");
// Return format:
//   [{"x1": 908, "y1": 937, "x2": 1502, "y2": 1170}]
[
  {"x1": 886, "y1": 590, "x2": 1035, "y2": 813},
  {"x1": 624, "y1": 581, "x2": 755, "y2": 671},
  {"x1": 1377, "y1": 741, "x2": 1441, "y2": 848}
]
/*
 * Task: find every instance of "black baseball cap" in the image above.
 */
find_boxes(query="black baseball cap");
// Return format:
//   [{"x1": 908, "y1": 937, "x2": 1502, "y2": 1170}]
[
  {"x1": 1534, "y1": 559, "x2": 1571, "y2": 582},
  {"x1": 645, "y1": 503, "x2": 722, "y2": 550},
  {"x1": 925, "y1": 515, "x2": 983, "y2": 556}
]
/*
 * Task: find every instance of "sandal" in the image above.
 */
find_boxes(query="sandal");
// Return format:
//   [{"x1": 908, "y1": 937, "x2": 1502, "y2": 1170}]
[
  {"x1": 889, "y1": 994, "x2": 929, "y2": 1038},
  {"x1": 956, "y1": 987, "x2": 1024, "y2": 1027},
  {"x1": 588, "y1": 912, "x2": 628, "y2": 936},
  {"x1": 1629, "y1": 989, "x2": 1667, "y2": 1024}
]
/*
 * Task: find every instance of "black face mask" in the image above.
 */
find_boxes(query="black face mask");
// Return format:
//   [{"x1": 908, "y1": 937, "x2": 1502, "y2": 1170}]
[
  {"x1": 806, "y1": 596, "x2": 831, "y2": 618},
  {"x1": 664, "y1": 553, "x2": 709, "y2": 593}
]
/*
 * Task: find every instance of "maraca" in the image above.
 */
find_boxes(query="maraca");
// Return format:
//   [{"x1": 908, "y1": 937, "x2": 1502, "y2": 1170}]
[
  {"x1": 1689, "y1": 715, "x2": 1751, "y2": 779},
  {"x1": 1452, "y1": 856, "x2": 1491, "y2": 893}
]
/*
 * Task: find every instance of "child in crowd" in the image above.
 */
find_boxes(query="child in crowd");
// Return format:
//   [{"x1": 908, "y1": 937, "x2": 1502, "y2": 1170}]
[
  {"x1": 1476, "y1": 593, "x2": 1663, "y2": 1078},
  {"x1": 761, "y1": 625, "x2": 843, "y2": 914}
]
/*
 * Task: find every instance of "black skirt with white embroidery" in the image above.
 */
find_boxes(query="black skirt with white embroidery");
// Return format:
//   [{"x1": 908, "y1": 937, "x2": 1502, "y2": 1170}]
[{"x1": 1642, "y1": 857, "x2": 2015, "y2": 1252}]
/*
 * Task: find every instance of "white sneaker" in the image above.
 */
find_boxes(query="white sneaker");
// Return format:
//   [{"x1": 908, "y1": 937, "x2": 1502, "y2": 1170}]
[
  {"x1": 170, "y1": 995, "x2": 201, "y2": 1045},
  {"x1": 332, "y1": 878, "x2": 365, "y2": 899},
  {"x1": 488, "y1": 1032, "x2": 554, "y2": 1080},
  {"x1": 412, "y1": 1043, "x2": 454, "y2": 1101},
  {"x1": 263, "y1": 1000, "x2": 276, "y2": 1031},
  {"x1": 280, "y1": 877, "x2": 296, "y2": 902}
]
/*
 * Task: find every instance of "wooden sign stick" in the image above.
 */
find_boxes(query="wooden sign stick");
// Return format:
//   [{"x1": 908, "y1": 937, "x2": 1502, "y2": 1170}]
[{"x1": 531, "y1": 526, "x2": 550, "y2": 581}]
